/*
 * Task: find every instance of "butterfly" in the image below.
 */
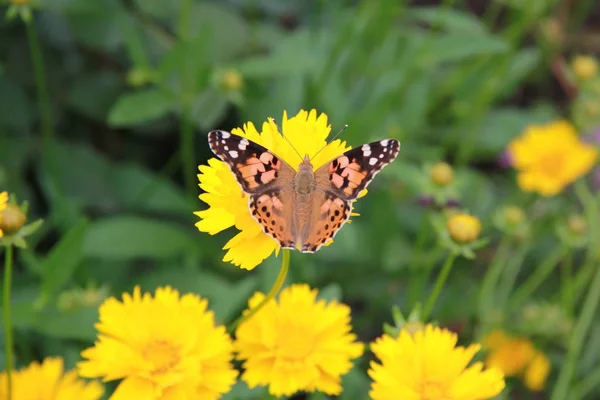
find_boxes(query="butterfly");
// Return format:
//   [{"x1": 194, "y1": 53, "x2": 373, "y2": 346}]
[{"x1": 208, "y1": 130, "x2": 400, "y2": 253}]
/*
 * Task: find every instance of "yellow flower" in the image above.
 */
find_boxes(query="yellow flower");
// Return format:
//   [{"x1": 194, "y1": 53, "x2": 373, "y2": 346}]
[
  {"x1": 195, "y1": 109, "x2": 352, "y2": 270},
  {"x1": 0, "y1": 357, "x2": 104, "y2": 400},
  {"x1": 483, "y1": 330, "x2": 550, "y2": 391},
  {"x1": 508, "y1": 120, "x2": 598, "y2": 196},
  {"x1": 235, "y1": 284, "x2": 364, "y2": 397},
  {"x1": 0, "y1": 191, "x2": 7, "y2": 237},
  {"x1": 78, "y1": 286, "x2": 237, "y2": 400},
  {"x1": 524, "y1": 351, "x2": 551, "y2": 392},
  {"x1": 430, "y1": 162, "x2": 454, "y2": 186},
  {"x1": 368, "y1": 325, "x2": 505, "y2": 400},
  {"x1": 446, "y1": 213, "x2": 482, "y2": 243},
  {"x1": 485, "y1": 337, "x2": 534, "y2": 376}
]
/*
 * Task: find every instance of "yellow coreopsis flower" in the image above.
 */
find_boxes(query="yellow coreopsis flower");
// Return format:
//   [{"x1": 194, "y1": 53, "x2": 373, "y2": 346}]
[
  {"x1": 368, "y1": 325, "x2": 505, "y2": 400},
  {"x1": 446, "y1": 213, "x2": 482, "y2": 243},
  {"x1": 483, "y1": 330, "x2": 551, "y2": 391},
  {"x1": 78, "y1": 286, "x2": 237, "y2": 400},
  {"x1": 0, "y1": 357, "x2": 103, "y2": 400},
  {"x1": 195, "y1": 109, "x2": 353, "y2": 270},
  {"x1": 485, "y1": 336, "x2": 535, "y2": 376},
  {"x1": 0, "y1": 191, "x2": 8, "y2": 237},
  {"x1": 235, "y1": 284, "x2": 364, "y2": 397},
  {"x1": 507, "y1": 120, "x2": 598, "y2": 196},
  {"x1": 524, "y1": 351, "x2": 551, "y2": 392}
]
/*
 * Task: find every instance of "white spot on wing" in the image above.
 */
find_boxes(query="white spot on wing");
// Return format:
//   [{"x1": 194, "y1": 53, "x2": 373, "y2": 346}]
[
  {"x1": 221, "y1": 131, "x2": 231, "y2": 138},
  {"x1": 238, "y1": 143, "x2": 247, "y2": 150},
  {"x1": 361, "y1": 144, "x2": 372, "y2": 157},
  {"x1": 224, "y1": 145, "x2": 229, "y2": 150},
  {"x1": 229, "y1": 150, "x2": 239, "y2": 158},
  {"x1": 380, "y1": 139, "x2": 389, "y2": 146},
  {"x1": 369, "y1": 157, "x2": 378, "y2": 166},
  {"x1": 379, "y1": 153, "x2": 384, "y2": 158}
]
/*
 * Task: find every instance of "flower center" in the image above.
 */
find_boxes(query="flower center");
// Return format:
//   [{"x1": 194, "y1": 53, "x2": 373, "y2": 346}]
[
  {"x1": 279, "y1": 326, "x2": 315, "y2": 360},
  {"x1": 538, "y1": 152, "x2": 565, "y2": 177},
  {"x1": 142, "y1": 340, "x2": 181, "y2": 375},
  {"x1": 420, "y1": 379, "x2": 447, "y2": 400}
]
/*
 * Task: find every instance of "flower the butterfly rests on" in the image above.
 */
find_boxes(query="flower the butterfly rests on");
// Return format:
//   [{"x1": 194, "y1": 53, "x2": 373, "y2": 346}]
[{"x1": 195, "y1": 109, "x2": 400, "y2": 270}]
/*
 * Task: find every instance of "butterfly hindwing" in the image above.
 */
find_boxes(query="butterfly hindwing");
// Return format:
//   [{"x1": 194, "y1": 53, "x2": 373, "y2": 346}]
[
  {"x1": 249, "y1": 189, "x2": 296, "y2": 250},
  {"x1": 208, "y1": 130, "x2": 294, "y2": 194},
  {"x1": 318, "y1": 139, "x2": 400, "y2": 200},
  {"x1": 300, "y1": 191, "x2": 352, "y2": 253}
]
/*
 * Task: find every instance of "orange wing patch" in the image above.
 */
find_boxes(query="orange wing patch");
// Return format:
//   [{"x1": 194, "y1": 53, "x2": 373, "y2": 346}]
[
  {"x1": 249, "y1": 190, "x2": 295, "y2": 249},
  {"x1": 301, "y1": 193, "x2": 351, "y2": 253}
]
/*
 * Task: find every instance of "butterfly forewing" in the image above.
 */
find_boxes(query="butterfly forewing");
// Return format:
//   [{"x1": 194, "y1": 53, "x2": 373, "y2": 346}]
[
  {"x1": 208, "y1": 130, "x2": 295, "y2": 194},
  {"x1": 317, "y1": 139, "x2": 401, "y2": 201}
]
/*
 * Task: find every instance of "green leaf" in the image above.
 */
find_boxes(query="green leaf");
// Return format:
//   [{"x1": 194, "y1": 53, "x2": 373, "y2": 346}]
[
  {"x1": 0, "y1": 77, "x2": 33, "y2": 130},
  {"x1": 40, "y1": 218, "x2": 88, "y2": 304},
  {"x1": 67, "y1": 71, "x2": 121, "y2": 121},
  {"x1": 83, "y1": 216, "x2": 199, "y2": 261},
  {"x1": 138, "y1": 269, "x2": 259, "y2": 323},
  {"x1": 419, "y1": 33, "x2": 509, "y2": 66},
  {"x1": 407, "y1": 7, "x2": 487, "y2": 33},
  {"x1": 108, "y1": 88, "x2": 176, "y2": 127},
  {"x1": 33, "y1": 307, "x2": 99, "y2": 341}
]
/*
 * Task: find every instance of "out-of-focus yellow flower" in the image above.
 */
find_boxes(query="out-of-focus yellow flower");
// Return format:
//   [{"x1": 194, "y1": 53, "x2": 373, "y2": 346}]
[
  {"x1": 195, "y1": 109, "x2": 353, "y2": 270},
  {"x1": 78, "y1": 286, "x2": 237, "y2": 400},
  {"x1": 0, "y1": 191, "x2": 7, "y2": 238},
  {"x1": 430, "y1": 162, "x2": 454, "y2": 186},
  {"x1": 524, "y1": 351, "x2": 551, "y2": 392},
  {"x1": 572, "y1": 55, "x2": 598, "y2": 80},
  {"x1": 484, "y1": 330, "x2": 551, "y2": 392},
  {"x1": 485, "y1": 337, "x2": 535, "y2": 376},
  {"x1": 508, "y1": 120, "x2": 598, "y2": 196},
  {"x1": 235, "y1": 284, "x2": 364, "y2": 397},
  {"x1": 447, "y1": 213, "x2": 482, "y2": 243},
  {"x1": 368, "y1": 324, "x2": 505, "y2": 400},
  {"x1": 0, "y1": 357, "x2": 104, "y2": 400}
]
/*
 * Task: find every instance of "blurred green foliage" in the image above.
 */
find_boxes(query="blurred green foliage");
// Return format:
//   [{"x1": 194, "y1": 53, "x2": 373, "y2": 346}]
[{"x1": 2, "y1": 0, "x2": 600, "y2": 398}]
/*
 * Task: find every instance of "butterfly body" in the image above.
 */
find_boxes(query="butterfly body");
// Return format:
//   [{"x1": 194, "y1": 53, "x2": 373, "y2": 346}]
[{"x1": 208, "y1": 130, "x2": 400, "y2": 253}]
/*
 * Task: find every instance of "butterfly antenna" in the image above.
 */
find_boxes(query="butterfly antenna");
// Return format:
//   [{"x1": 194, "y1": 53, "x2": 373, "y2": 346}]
[
  {"x1": 271, "y1": 117, "x2": 304, "y2": 162},
  {"x1": 310, "y1": 124, "x2": 348, "y2": 161}
]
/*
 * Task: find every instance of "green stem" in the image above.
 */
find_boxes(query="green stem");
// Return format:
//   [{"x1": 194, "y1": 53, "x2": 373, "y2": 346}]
[
  {"x1": 408, "y1": 211, "x2": 431, "y2": 306},
  {"x1": 3, "y1": 246, "x2": 14, "y2": 400},
  {"x1": 178, "y1": 0, "x2": 195, "y2": 200},
  {"x1": 497, "y1": 240, "x2": 530, "y2": 305},
  {"x1": 573, "y1": 180, "x2": 600, "y2": 303},
  {"x1": 478, "y1": 237, "x2": 512, "y2": 317},
  {"x1": 509, "y1": 245, "x2": 567, "y2": 308},
  {"x1": 551, "y1": 261, "x2": 600, "y2": 400},
  {"x1": 228, "y1": 250, "x2": 290, "y2": 333},
  {"x1": 573, "y1": 364, "x2": 600, "y2": 400},
  {"x1": 422, "y1": 252, "x2": 457, "y2": 321},
  {"x1": 25, "y1": 19, "x2": 53, "y2": 148},
  {"x1": 560, "y1": 249, "x2": 574, "y2": 313}
]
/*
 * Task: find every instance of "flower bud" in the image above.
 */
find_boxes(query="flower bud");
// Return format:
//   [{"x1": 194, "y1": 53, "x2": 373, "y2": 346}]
[
  {"x1": 446, "y1": 213, "x2": 482, "y2": 243},
  {"x1": 572, "y1": 55, "x2": 598, "y2": 80},
  {"x1": 219, "y1": 68, "x2": 244, "y2": 92},
  {"x1": 0, "y1": 203, "x2": 27, "y2": 234},
  {"x1": 503, "y1": 206, "x2": 525, "y2": 225},
  {"x1": 567, "y1": 214, "x2": 587, "y2": 235},
  {"x1": 430, "y1": 162, "x2": 454, "y2": 186}
]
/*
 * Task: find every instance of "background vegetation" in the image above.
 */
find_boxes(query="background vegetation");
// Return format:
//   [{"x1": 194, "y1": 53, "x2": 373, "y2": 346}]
[{"x1": 1, "y1": 0, "x2": 600, "y2": 398}]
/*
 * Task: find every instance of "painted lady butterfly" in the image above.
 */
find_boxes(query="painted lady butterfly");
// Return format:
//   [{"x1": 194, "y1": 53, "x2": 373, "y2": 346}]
[{"x1": 208, "y1": 130, "x2": 400, "y2": 253}]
